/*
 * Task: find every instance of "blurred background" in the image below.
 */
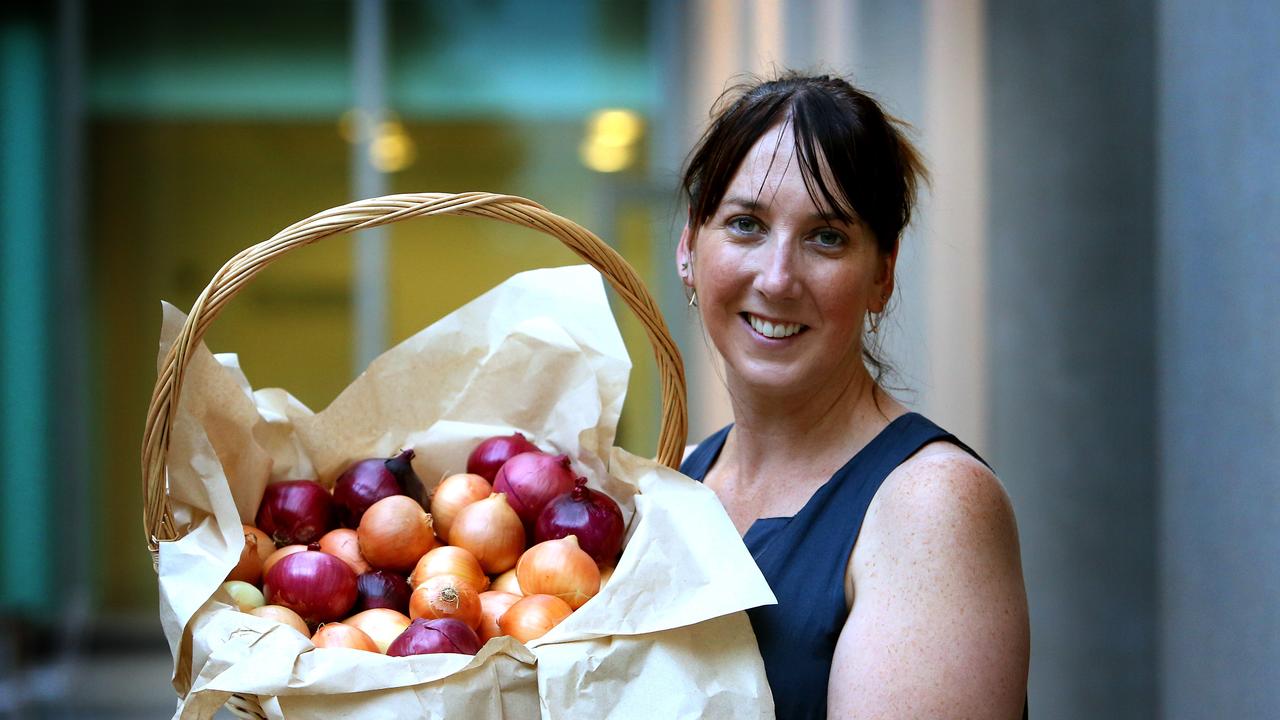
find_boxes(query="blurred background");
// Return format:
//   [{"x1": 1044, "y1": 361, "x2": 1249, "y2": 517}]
[{"x1": 0, "y1": 0, "x2": 1275, "y2": 717}]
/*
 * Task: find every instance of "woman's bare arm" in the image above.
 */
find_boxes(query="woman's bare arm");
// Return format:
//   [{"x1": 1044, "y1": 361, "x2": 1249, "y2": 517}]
[{"x1": 828, "y1": 447, "x2": 1030, "y2": 718}]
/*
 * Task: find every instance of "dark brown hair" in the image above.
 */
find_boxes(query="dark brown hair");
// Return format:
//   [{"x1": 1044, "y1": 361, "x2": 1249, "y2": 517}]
[{"x1": 680, "y1": 73, "x2": 928, "y2": 384}]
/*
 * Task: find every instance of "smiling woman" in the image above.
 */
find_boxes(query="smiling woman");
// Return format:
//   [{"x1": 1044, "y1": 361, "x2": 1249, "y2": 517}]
[{"x1": 676, "y1": 73, "x2": 1030, "y2": 719}]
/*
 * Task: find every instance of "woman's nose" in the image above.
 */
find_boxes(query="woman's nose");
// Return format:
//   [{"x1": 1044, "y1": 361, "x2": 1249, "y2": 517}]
[{"x1": 752, "y1": 240, "x2": 801, "y2": 300}]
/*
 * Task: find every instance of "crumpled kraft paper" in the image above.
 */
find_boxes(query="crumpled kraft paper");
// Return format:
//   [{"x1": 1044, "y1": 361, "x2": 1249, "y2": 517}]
[{"x1": 153, "y1": 265, "x2": 777, "y2": 719}]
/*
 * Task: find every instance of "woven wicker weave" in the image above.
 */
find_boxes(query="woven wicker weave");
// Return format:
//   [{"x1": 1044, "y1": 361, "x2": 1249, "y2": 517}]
[{"x1": 141, "y1": 192, "x2": 687, "y2": 718}]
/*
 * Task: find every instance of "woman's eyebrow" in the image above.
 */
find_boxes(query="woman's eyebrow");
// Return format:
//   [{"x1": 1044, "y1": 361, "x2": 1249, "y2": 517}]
[{"x1": 721, "y1": 195, "x2": 850, "y2": 225}]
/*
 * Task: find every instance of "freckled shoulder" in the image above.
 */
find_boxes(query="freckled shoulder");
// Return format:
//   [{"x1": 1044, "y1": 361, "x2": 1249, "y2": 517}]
[{"x1": 849, "y1": 441, "x2": 1021, "y2": 595}]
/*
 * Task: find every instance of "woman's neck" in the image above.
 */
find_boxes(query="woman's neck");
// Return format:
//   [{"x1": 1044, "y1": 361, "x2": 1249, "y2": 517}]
[{"x1": 719, "y1": 365, "x2": 903, "y2": 493}]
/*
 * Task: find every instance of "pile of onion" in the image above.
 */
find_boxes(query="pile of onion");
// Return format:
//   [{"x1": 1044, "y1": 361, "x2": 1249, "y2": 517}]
[{"x1": 226, "y1": 431, "x2": 632, "y2": 659}]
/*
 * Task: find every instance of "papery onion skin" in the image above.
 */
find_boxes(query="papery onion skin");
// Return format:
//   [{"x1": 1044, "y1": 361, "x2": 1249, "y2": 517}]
[
  {"x1": 410, "y1": 546, "x2": 489, "y2": 593},
  {"x1": 263, "y1": 544, "x2": 308, "y2": 577},
  {"x1": 448, "y1": 493, "x2": 526, "y2": 574},
  {"x1": 256, "y1": 479, "x2": 335, "y2": 546},
  {"x1": 387, "y1": 618, "x2": 482, "y2": 657},
  {"x1": 332, "y1": 451, "x2": 410, "y2": 528},
  {"x1": 312, "y1": 622, "x2": 380, "y2": 652},
  {"x1": 429, "y1": 473, "x2": 491, "y2": 543},
  {"x1": 534, "y1": 477, "x2": 626, "y2": 566},
  {"x1": 477, "y1": 591, "x2": 521, "y2": 643},
  {"x1": 409, "y1": 574, "x2": 482, "y2": 630},
  {"x1": 516, "y1": 535, "x2": 600, "y2": 610},
  {"x1": 344, "y1": 608, "x2": 411, "y2": 654},
  {"x1": 498, "y1": 594, "x2": 573, "y2": 644},
  {"x1": 467, "y1": 432, "x2": 540, "y2": 483},
  {"x1": 318, "y1": 528, "x2": 373, "y2": 576},
  {"x1": 264, "y1": 550, "x2": 358, "y2": 625},
  {"x1": 248, "y1": 604, "x2": 310, "y2": 637},
  {"x1": 357, "y1": 495, "x2": 439, "y2": 573},
  {"x1": 353, "y1": 570, "x2": 412, "y2": 614},
  {"x1": 493, "y1": 452, "x2": 576, "y2": 532}
]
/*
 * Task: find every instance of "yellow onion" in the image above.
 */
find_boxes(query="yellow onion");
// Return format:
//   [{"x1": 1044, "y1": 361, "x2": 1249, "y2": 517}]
[
  {"x1": 516, "y1": 535, "x2": 600, "y2": 609},
  {"x1": 409, "y1": 545, "x2": 488, "y2": 593},
  {"x1": 318, "y1": 528, "x2": 373, "y2": 576},
  {"x1": 344, "y1": 608, "x2": 411, "y2": 654},
  {"x1": 477, "y1": 591, "x2": 521, "y2": 643},
  {"x1": 312, "y1": 622, "x2": 379, "y2": 652},
  {"x1": 449, "y1": 493, "x2": 525, "y2": 574},
  {"x1": 429, "y1": 473, "x2": 491, "y2": 543},
  {"x1": 409, "y1": 574, "x2": 482, "y2": 630},
  {"x1": 248, "y1": 604, "x2": 310, "y2": 637},
  {"x1": 357, "y1": 495, "x2": 439, "y2": 572},
  {"x1": 490, "y1": 568, "x2": 523, "y2": 596},
  {"x1": 498, "y1": 594, "x2": 572, "y2": 643}
]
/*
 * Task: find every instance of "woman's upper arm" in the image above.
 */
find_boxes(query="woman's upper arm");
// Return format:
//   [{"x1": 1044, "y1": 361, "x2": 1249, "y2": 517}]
[{"x1": 827, "y1": 450, "x2": 1030, "y2": 719}]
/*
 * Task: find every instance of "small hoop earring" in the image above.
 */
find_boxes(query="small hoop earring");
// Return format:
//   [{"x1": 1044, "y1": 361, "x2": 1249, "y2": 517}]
[{"x1": 688, "y1": 289, "x2": 698, "y2": 308}]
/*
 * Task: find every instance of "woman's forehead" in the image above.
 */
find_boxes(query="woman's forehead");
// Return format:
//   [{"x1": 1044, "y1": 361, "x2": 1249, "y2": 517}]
[{"x1": 725, "y1": 125, "x2": 845, "y2": 219}]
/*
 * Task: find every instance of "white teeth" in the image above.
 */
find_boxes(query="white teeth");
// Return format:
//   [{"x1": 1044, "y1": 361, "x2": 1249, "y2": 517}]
[{"x1": 748, "y1": 314, "x2": 803, "y2": 339}]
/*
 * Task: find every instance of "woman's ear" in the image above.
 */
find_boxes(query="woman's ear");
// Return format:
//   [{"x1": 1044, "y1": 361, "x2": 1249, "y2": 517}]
[
  {"x1": 873, "y1": 246, "x2": 900, "y2": 312},
  {"x1": 676, "y1": 224, "x2": 695, "y2": 289}
]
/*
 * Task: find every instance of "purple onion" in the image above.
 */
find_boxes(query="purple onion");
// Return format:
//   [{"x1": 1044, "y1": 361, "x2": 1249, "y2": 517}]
[
  {"x1": 467, "y1": 432, "x2": 540, "y2": 483},
  {"x1": 256, "y1": 480, "x2": 334, "y2": 546},
  {"x1": 386, "y1": 618, "x2": 481, "y2": 657},
  {"x1": 332, "y1": 450, "x2": 417, "y2": 527},
  {"x1": 263, "y1": 550, "x2": 357, "y2": 625},
  {"x1": 493, "y1": 452, "x2": 576, "y2": 532},
  {"x1": 353, "y1": 570, "x2": 412, "y2": 614},
  {"x1": 534, "y1": 478, "x2": 626, "y2": 566}
]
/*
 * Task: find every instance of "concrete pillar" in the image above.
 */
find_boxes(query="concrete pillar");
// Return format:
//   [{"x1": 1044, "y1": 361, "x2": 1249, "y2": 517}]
[
  {"x1": 1157, "y1": 2, "x2": 1280, "y2": 716},
  {"x1": 986, "y1": 2, "x2": 1157, "y2": 717}
]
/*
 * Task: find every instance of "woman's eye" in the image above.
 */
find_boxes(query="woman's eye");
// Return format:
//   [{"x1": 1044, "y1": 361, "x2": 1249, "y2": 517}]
[
  {"x1": 728, "y1": 216, "x2": 762, "y2": 234},
  {"x1": 813, "y1": 229, "x2": 846, "y2": 248}
]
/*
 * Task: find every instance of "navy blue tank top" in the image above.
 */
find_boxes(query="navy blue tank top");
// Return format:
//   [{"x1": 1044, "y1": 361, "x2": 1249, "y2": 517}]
[{"x1": 681, "y1": 412, "x2": 1026, "y2": 719}]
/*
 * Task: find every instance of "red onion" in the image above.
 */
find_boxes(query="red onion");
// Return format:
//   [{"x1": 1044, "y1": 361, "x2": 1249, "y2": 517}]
[
  {"x1": 386, "y1": 617, "x2": 481, "y2": 657},
  {"x1": 332, "y1": 450, "x2": 418, "y2": 527},
  {"x1": 354, "y1": 570, "x2": 412, "y2": 614},
  {"x1": 493, "y1": 452, "x2": 575, "y2": 531},
  {"x1": 535, "y1": 478, "x2": 626, "y2": 566},
  {"x1": 256, "y1": 480, "x2": 335, "y2": 546},
  {"x1": 263, "y1": 550, "x2": 357, "y2": 625},
  {"x1": 467, "y1": 433, "x2": 540, "y2": 483}
]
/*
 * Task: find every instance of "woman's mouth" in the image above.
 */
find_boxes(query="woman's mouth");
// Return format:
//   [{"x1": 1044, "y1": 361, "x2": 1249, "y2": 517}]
[{"x1": 742, "y1": 313, "x2": 807, "y2": 339}]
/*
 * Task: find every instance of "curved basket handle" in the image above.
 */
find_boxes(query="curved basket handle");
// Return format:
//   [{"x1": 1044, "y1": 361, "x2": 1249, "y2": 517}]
[{"x1": 141, "y1": 192, "x2": 687, "y2": 559}]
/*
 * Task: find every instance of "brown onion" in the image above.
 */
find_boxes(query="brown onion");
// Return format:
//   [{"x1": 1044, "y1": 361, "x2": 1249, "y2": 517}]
[
  {"x1": 263, "y1": 544, "x2": 307, "y2": 577},
  {"x1": 498, "y1": 594, "x2": 573, "y2": 643},
  {"x1": 467, "y1": 432, "x2": 540, "y2": 483},
  {"x1": 493, "y1": 452, "x2": 576, "y2": 531},
  {"x1": 357, "y1": 495, "x2": 439, "y2": 572},
  {"x1": 226, "y1": 524, "x2": 268, "y2": 584},
  {"x1": 249, "y1": 604, "x2": 310, "y2": 637},
  {"x1": 490, "y1": 568, "x2": 523, "y2": 596},
  {"x1": 318, "y1": 528, "x2": 373, "y2": 575},
  {"x1": 312, "y1": 622, "x2": 379, "y2": 652},
  {"x1": 516, "y1": 535, "x2": 600, "y2": 610},
  {"x1": 409, "y1": 574, "x2": 482, "y2": 630},
  {"x1": 344, "y1": 608, "x2": 411, "y2": 653},
  {"x1": 477, "y1": 591, "x2": 521, "y2": 643},
  {"x1": 448, "y1": 493, "x2": 525, "y2": 574},
  {"x1": 409, "y1": 546, "x2": 488, "y2": 593},
  {"x1": 429, "y1": 473, "x2": 491, "y2": 543}
]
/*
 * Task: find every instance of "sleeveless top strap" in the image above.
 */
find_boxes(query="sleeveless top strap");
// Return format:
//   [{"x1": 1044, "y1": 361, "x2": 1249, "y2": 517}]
[{"x1": 681, "y1": 413, "x2": 1020, "y2": 719}]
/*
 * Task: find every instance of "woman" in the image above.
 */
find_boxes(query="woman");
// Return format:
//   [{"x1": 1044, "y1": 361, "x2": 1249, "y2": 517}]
[{"x1": 676, "y1": 74, "x2": 1030, "y2": 718}]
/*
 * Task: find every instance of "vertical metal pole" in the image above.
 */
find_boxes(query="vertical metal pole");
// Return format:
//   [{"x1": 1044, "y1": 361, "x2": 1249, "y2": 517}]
[
  {"x1": 351, "y1": 0, "x2": 388, "y2": 372},
  {"x1": 54, "y1": 0, "x2": 92, "y2": 666}
]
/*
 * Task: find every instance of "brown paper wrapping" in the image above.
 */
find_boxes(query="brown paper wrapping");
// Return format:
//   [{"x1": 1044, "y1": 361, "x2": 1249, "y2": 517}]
[{"x1": 153, "y1": 265, "x2": 777, "y2": 719}]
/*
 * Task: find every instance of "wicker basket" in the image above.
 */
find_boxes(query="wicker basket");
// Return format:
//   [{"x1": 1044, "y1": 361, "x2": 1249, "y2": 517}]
[{"x1": 141, "y1": 192, "x2": 688, "y2": 719}]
